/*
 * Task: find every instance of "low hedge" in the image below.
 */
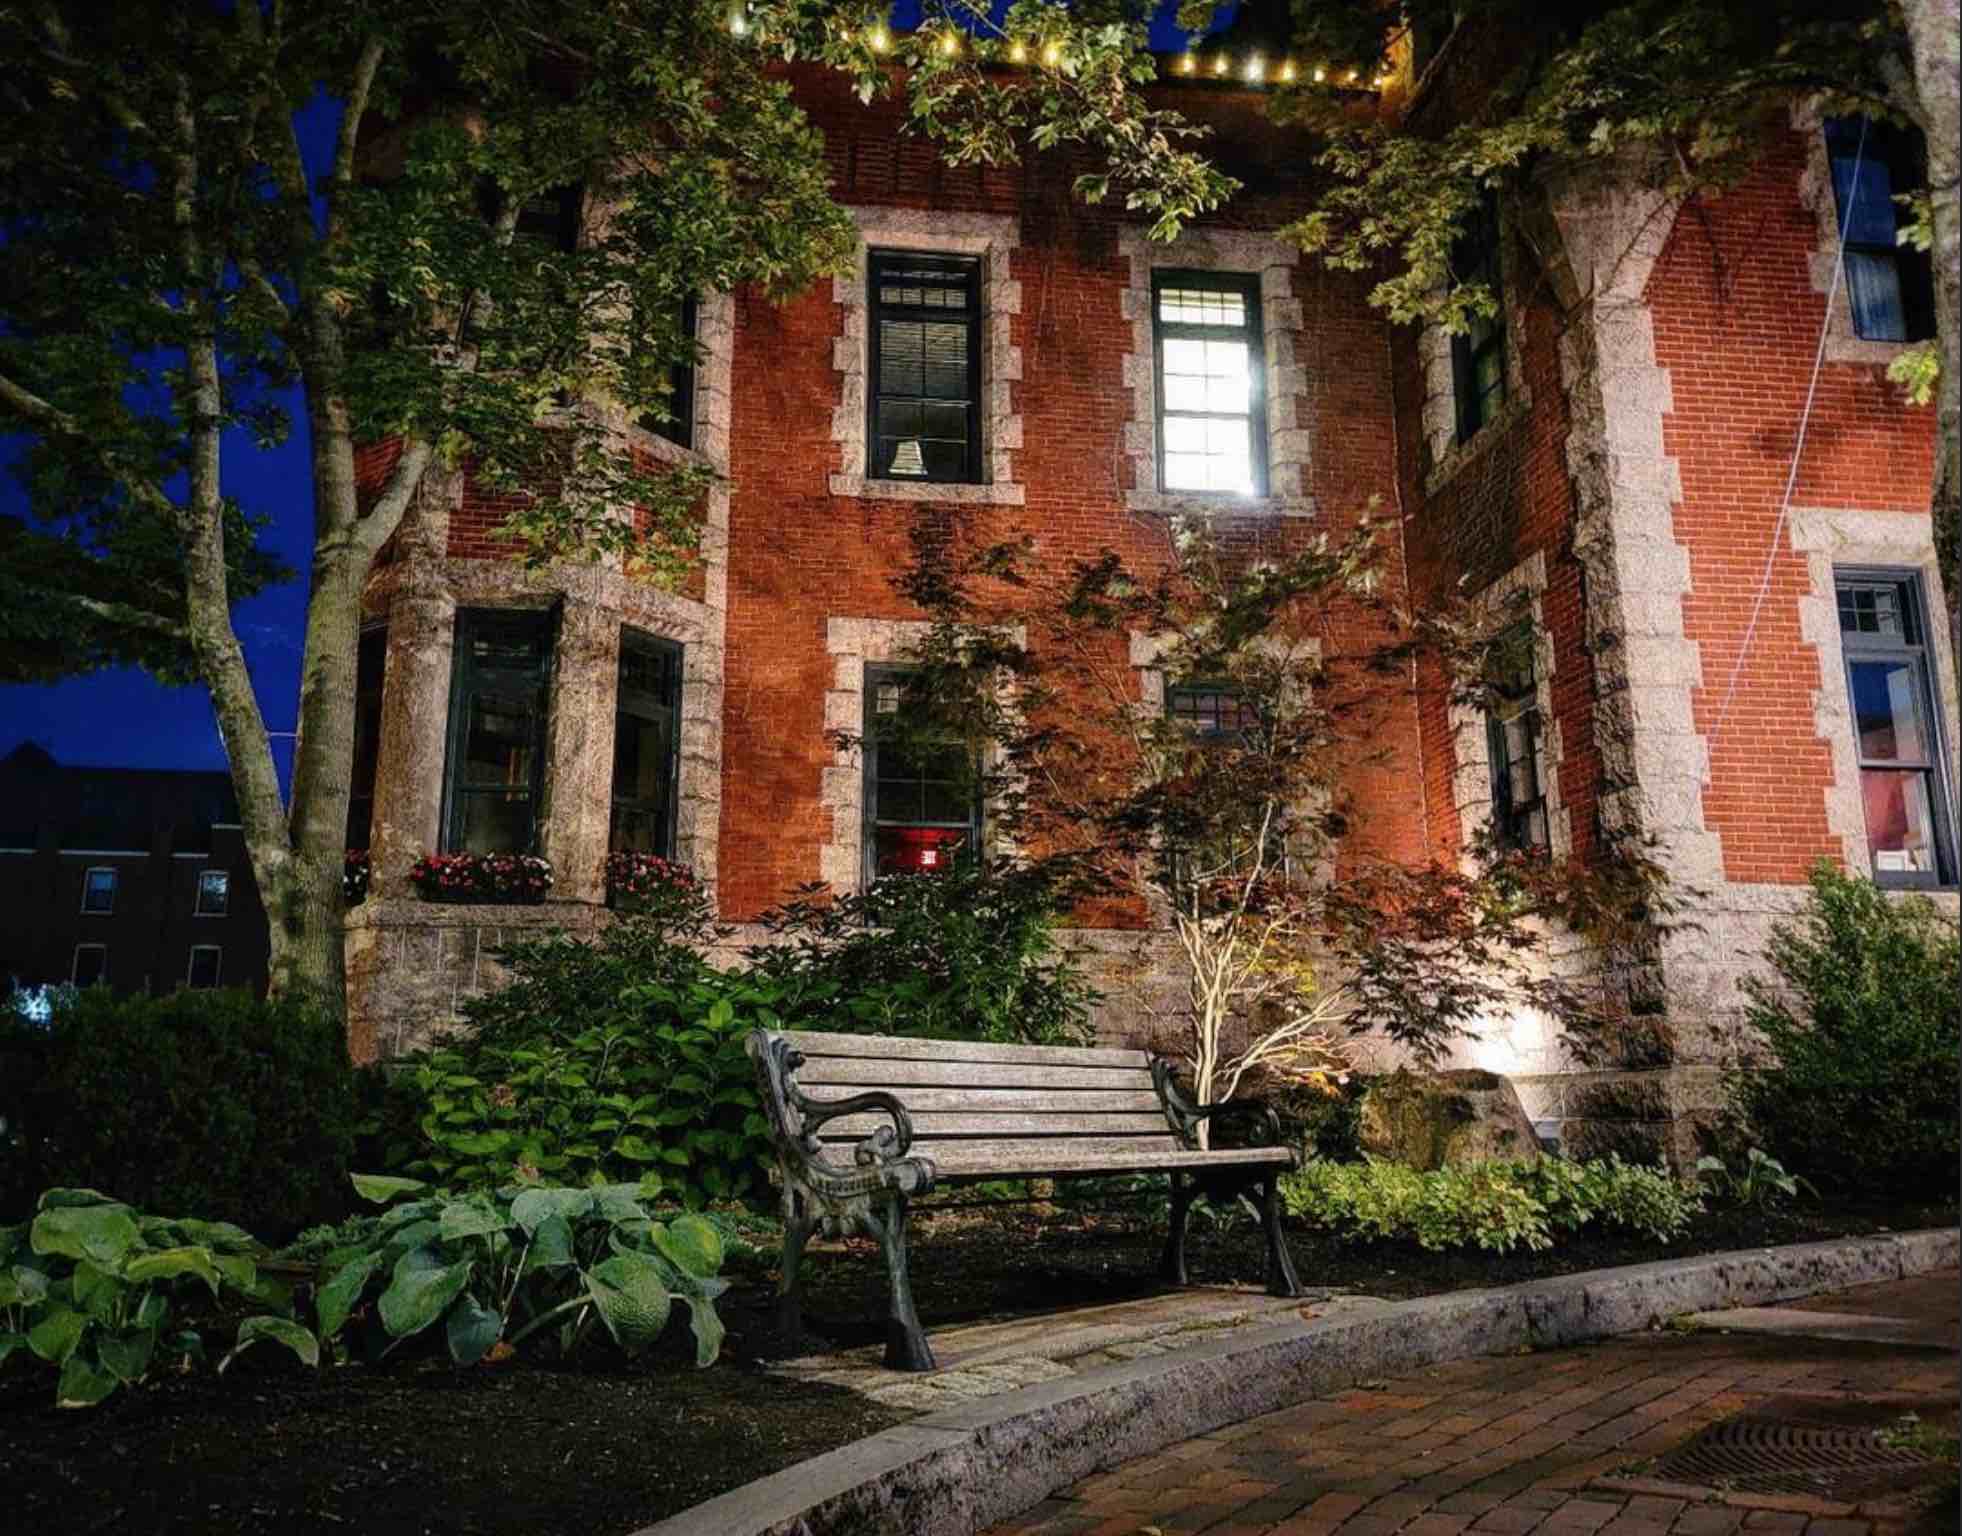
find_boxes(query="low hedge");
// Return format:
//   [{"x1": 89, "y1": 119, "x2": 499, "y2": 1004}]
[{"x1": 0, "y1": 987, "x2": 359, "y2": 1241}]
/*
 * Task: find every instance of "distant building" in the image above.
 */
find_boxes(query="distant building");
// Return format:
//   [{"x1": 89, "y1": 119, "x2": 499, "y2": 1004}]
[{"x1": 0, "y1": 743, "x2": 269, "y2": 998}]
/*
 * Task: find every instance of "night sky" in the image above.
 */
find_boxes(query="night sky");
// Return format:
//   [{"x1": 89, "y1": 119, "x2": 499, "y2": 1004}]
[{"x1": 0, "y1": 3, "x2": 1228, "y2": 791}]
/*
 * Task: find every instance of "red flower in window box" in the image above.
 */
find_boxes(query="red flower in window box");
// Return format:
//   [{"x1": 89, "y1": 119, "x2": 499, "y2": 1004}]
[{"x1": 408, "y1": 851, "x2": 553, "y2": 905}]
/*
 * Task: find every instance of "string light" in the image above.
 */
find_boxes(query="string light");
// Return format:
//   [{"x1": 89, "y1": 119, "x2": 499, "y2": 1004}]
[
  {"x1": 1041, "y1": 39, "x2": 1061, "y2": 66},
  {"x1": 1279, "y1": 59, "x2": 1296, "y2": 83},
  {"x1": 1313, "y1": 65, "x2": 1326, "y2": 82},
  {"x1": 1008, "y1": 39, "x2": 1026, "y2": 63},
  {"x1": 1178, "y1": 51, "x2": 1196, "y2": 74},
  {"x1": 1244, "y1": 53, "x2": 1263, "y2": 83},
  {"x1": 939, "y1": 30, "x2": 958, "y2": 56},
  {"x1": 1212, "y1": 52, "x2": 1228, "y2": 75},
  {"x1": 869, "y1": 24, "x2": 889, "y2": 52},
  {"x1": 727, "y1": 6, "x2": 747, "y2": 36}
]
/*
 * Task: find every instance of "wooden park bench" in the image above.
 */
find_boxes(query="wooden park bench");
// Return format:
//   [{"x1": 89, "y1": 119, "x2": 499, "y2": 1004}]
[{"x1": 748, "y1": 1028, "x2": 1303, "y2": 1371}]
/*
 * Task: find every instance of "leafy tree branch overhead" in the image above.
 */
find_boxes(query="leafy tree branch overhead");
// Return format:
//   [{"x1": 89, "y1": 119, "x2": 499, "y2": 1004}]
[{"x1": 0, "y1": 0, "x2": 1238, "y2": 1013}]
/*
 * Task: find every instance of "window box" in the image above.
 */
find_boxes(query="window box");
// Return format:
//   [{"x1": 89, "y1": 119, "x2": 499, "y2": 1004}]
[
  {"x1": 604, "y1": 850, "x2": 699, "y2": 914},
  {"x1": 407, "y1": 852, "x2": 554, "y2": 905}
]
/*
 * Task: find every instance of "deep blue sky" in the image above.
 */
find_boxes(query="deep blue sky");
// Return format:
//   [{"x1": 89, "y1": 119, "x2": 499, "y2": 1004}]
[{"x1": 0, "y1": 3, "x2": 1231, "y2": 789}]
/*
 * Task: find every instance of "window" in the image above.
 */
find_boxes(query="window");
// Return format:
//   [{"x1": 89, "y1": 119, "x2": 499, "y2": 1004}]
[
  {"x1": 346, "y1": 625, "x2": 387, "y2": 850},
  {"x1": 1451, "y1": 197, "x2": 1507, "y2": 443},
  {"x1": 641, "y1": 297, "x2": 698, "y2": 449},
  {"x1": 511, "y1": 183, "x2": 583, "y2": 253},
  {"x1": 1164, "y1": 679, "x2": 1288, "y2": 879},
  {"x1": 442, "y1": 609, "x2": 554, "y2": 855},
  {"x1": 80, "y1": 866, "x2": 116, "y2": 914},
  {"x1": 611, "y1": 631, "x2": 682, "y2": 857},
  {"x1": 194, "y1": 869, "x2": 230, "y2": 917},
  {"x1": 1166, "y1": 683, "x2": 1261, "y2": 742},
  {"x1": 1484, "y1": 624, "x2": 1547, "y2": 851},
  {"x1": 186, "y1": 946, "x2": 222, "y2": 989},
  {"x1": 868, "y1": 252, "x2": 982, "y2": 483},
  {"x1": 1836, "y1": 570, "x2": 1954, "y2": 887},
  {"x1": 863, "y1": 667, "x2": 979, "y2": 881},
  {"x1": 72, "y1": 944, "x2": 106, "y2": 987},
  {"x1": 1825, "y1": 118, "x2": 1935, "y2": 343},
  {"x1": 1153, "y1": 272, "x2": 1266, "y2": 496}
]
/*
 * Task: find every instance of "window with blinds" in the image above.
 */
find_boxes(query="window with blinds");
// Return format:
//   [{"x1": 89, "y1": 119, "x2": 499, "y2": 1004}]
[
  {"x1": 868, "y1": 252, "x2": 981, "y2": 484},
  {"x1": 1152, "y1": 272, "x2": 1266, "y2": 496}
]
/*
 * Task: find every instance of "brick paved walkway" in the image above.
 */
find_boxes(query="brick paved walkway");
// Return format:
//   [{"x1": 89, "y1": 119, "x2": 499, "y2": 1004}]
[{"x1": 984, "y1": 1273, "x2": 1959, "y2": 1536}]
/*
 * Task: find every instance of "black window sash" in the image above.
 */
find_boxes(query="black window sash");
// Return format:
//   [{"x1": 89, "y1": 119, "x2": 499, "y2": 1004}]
[
  {"x1": 441, "y1": 609, "x2": 555, "y2": 855},
  {"x1": 611, "y1": 630, "x2": 683, "y2": 858},
  {"x1": 1450, "y1": 199, "x2": 1507, "y2": 443},
  {"x1": 861, "y1": 665, "x2": 980, "y2": 881},
  {"x1": 642, "y1": 296, "x2": 698, "y2": 448},
  {"x1": 867, "y1": 252, "x2": 982, "y2": 485},
  {"x1": 1151, "y1": 270, "x2": 1267, "y2": 497}
]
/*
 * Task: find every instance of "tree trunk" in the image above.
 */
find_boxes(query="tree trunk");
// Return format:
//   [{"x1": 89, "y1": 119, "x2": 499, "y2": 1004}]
[{"x1": 1899, "y1": 0, "x2": 1961, "y2": 661}]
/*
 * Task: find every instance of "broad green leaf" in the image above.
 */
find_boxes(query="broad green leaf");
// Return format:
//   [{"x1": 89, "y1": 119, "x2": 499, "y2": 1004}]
[
  {"x1": 438, "y1": 1201, "x2": 508, "y2": 1242},
  {"x1": 381, "y1": 1219, "x2": 442, "y2": 1256},
  {"x1": 32, "y1": 1203, "x2": 139, "y2": 1266},
  {"x1": 221, "y1": 1315, "x2": 320, "y2": 1373},
  {"x1": 522, "y1": 1214, "x2": 576, "y2": 1273},
  {"x1": 173, "y1": 1219, "x2": 261, "y2": 1255},
  {"x1": 56, "y1": 1351, "x2": 118, "y2": 1408},
  {"x1": 212, "y1": 1252, "x2": 259, "y2": 1294},
  {"x1": 510, "y1": 1187, "x2": 590, "y2": 1234},
  {"x1": 591, "y1": 1185, "x2": 647, "y2": 1223},
  {"x1": 28, "y1": 1307, "x2": 86, "y2": 1364},
  {"x1": 0, "y1": 1330, "x2": 23, "y2": 1365},
  {"x1": 653, "y1": 1214, "x2": 724, "y2": 1279},
  {"x1": 316, "y1": 1250, "x2": 386, "y2": 1339},
  {"x1": 37, "y1": 1188, "x2": 121, "y2": 1209},
  {"x1": 377, "y1": 1253, "x2": 473, "y2": 1340},
  {"x1": 444, "y1": 1294, "x2": 503, "y2": 1366},
  {"x1": 71, "y1": 1258, "x2": 123, "y2": 1315},
  {"x1": 123, "y1": 1246, "x2": 222, "y2": 1298},
  {"x1": 584, "y1": 1253, "x2": 672, "y2": 1356},
  {"x1": 678, "y1": 1295, "x2": 725, "y2": 1368},
  {"x1": 351, "y1": 1174, "x2": 429, "y2": 1205},
  {"x1": 97, "y1": 1326, "x2": 156, "y2": 1383},
  {"x1": 612, "y1": 1134, "x2": 660, "y2": 1162},
  {"x1": 134, "y1": 1291, "x2": 167, "y2": 1330}
]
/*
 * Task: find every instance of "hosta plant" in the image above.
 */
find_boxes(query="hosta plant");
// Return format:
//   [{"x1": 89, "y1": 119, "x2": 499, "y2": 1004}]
[
  {"x1": 316, "y1": 1174, "x2": 730, "y2": 1368},
  {"x1": 0, "y1": 1188, "x2": 317, "y2": 1408}
]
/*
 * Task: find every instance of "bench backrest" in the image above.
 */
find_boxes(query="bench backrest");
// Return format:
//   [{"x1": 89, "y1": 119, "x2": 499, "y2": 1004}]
[{"x1": 782, "y1": 1029, "x2": 1176, "y2": 1173}]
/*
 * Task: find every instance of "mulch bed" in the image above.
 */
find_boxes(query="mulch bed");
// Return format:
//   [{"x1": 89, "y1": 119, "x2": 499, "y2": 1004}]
[{"x1": 9, "y1": 1197, "x2": 1954, "y2": 1536}]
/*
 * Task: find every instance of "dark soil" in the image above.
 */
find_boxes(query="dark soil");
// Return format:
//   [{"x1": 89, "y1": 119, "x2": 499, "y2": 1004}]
[{"x1": 9, "y1": 1197, "x2": 1955, "y2": 1536}]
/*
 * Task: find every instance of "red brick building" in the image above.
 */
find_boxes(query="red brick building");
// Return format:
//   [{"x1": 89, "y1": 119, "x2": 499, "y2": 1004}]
[{"x1": 342, "y1": 45, "x2": 1953, "y2": 1154}]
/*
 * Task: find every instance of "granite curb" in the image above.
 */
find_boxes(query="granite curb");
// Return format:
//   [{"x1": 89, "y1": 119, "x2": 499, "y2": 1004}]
[{"x1": 630, "y1": 1227, "x2": 1960, "y2": 1536}]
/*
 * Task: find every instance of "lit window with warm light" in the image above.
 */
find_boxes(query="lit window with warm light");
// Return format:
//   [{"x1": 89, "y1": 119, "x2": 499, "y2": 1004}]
[{"x1": 868, "y1": 251, "x2": 982, "y2": 485}]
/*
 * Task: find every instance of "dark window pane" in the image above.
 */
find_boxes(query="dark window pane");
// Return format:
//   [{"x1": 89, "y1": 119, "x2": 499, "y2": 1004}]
[
  {"x1": 462, "y1": 697, "x2": 537, "y2": 789},
  {"x1": 73, "y1": 946, "x2": 106, "y2": 987},
  {"x1": 347, "y1": 627, "x2": 387, "y2": 850},
  {"x1": 187, "y1": 947, "x2": 221, "y2": 989},
  {"x1": 453, "y1": 792, "x2": 536, "y2": 856},
  {"x1": 81, "y1": 868, "x2": 117, "y2": 913},
  {"x1": 196, "y1": 870, "x2": 230, "y2": 917},
  {"x1": 1849, "y1": 659, "x2": 1930, "y2": 763},
  {"x1": 611, "y1": 632, "x2": 680, "y2": 859},
  {"x1": 445, "y1": 611, "x2": 551, "y2": 855},
  {"x1": 870, "y1": 253, "x2": 979, "y2": 485}
]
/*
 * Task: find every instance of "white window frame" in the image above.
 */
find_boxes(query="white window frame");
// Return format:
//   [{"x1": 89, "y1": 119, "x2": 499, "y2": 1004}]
[
  {"x1": 186, "y1": 944, "x2": 223, "y2": 989},
  {"x1": 79, "y1": 866, "x2": 117, "y2": 915},
  {"x1": 194, "y1": 868, "x2": 230, "y2": 917},
  {"x1": 71, "y1": 943, "x2": 107, "y2": 986}
]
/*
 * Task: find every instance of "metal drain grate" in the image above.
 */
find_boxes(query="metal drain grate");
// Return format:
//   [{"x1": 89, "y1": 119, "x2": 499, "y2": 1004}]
[{"x1": 1651, "y1": 1415, "x2": 1939, "y2": 1501}]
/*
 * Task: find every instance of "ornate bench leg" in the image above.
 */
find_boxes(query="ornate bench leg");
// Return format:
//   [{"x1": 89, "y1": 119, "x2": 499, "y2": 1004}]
[
  {"x1": 778, "y1": 1185, "x2": 813, "y2": 1340},
  {"x1": 869, "y1": 1192, "x2": 935, "y2": 1372},
  {"x1": 1162, "y1": 1170, "x2": 1193, "y2": 1285},
  {"x1": 1261, "y1": 1172, "x2": 1303, "y2": 1298}
]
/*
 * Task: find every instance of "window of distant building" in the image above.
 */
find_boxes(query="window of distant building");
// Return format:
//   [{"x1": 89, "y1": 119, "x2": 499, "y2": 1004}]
[
  {"x1": 194, "y1": 869, "x2": 230, "y2": 917},
  {"x1": 186, "y1": 945, "x2": 221, "y2": 990},
  {"x1": 1484, "y1": 622, "x2": 1548, "y2": 852},
  {"x1": 346, "y1": 625, "x2": 387, "y2": 851},
  {"x1": 1153, "y1": 272, "x2": 1267, "y2": 496},
  {"x1": 1451, "y1": 196, "x2": 1507, "y2": 443},
  {"x1": 611, "y1": 630, "x2": 682, "y2": 858},
  {"x1": 1835, "y1": 569, "x2": 1955, "y2": 887},
  {"x1": 80, "y1": 866, "x2": 116, "y2": 915},
  {"x1": 862, "y1": 666, "x2": 979, "y2": 882},
  {"x1": 867, "y1": 252, "x2": 983, "y2": 484},
  {"x1": 72, "y1": 944, "x2": 106, "y2": 987},
  {"x1": 511, "y1": 183, "x2": 584, "y2": 253},
  {"x1": 441, "y1": 609, "x2": 554, "y2": 856},
  {"x1": 1824, "y1": 117, "x2": 1936, "y2": 344}
]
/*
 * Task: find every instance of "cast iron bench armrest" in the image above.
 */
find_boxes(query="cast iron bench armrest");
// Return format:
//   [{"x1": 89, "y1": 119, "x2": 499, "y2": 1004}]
[
  {"x1": 789, "y1": 1084, "x2": 916, "y2": 1163},
  {"x1": 1150, "y1": 1058, "x2": 1286, "y2": 1151}
]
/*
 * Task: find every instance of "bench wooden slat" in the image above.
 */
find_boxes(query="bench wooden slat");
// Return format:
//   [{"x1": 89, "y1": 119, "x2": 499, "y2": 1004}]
[
  {"x1": 924, "y1": 1143, "x2": 1293, "y2": 1177},
  {"x1": 815, "y1": 1111, "x2": 1174, "y2": 1140},
  {"x1": 794, "y1": 1057, "x2": 1157, "y2": 1091},
  {"x1": 782, "y1": 1029, "x2": 1149, "y2": 1069},
  {"x1": 799, "y1": 1087, "x2": 1163, "y2": 1114}
]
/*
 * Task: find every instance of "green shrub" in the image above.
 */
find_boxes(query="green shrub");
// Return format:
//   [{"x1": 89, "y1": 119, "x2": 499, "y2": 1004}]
[
  {"x1": 2, "y1": 1188, "x2": 315, "y2": 1407},
  {"x1": 1281, "y1": 1154, "x2": 1698, "y2": 1252},
  {"x1": 1695, "y1": 1148, "x2": 1815, "y2": 1211},
  {"x1": 0, "y1": 988, "x2": 359, "y2": 1240},
  {"x1": 1734, "y1": 865, "x2": 1960, "y2": 1200},
  {"x1": 312, "y1": 1175, "x2": 729, "y2": 1367},
  {"x1": 750, "y1": 861, "x2": 1100, "y2": 1045},
  {"x1": 371, "y1": 919, "x2": 773, "y2": 1202}
]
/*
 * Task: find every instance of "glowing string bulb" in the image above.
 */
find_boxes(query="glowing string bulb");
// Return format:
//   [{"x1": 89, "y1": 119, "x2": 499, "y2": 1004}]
[
  {"x1": 1313, "y1": 65, "x2": 1326, "y2": 82},
  {"x1": 728, "y1": 7, "x2": 747, "y2": 36},
  {"x1": 1041, "y1": 40, "x2": 1061, "y2": 66},
  {"x1": 1008, "y1": 40, "x2": 1026, "y2": 63},
  {"x1": 1178, "y1": 51, "x2": 1195, "y2": 74},
  {"x1": 1213, "y1": 52, "x2": 1228, "y2": 76},
  {"x1": 869, "y1": 24, "x2": 889, "y2": 52},
  {"x1": 1279, "y1": 59, "x2": 1296, "y2": 83},
  {"x1": 1244, "y1": 53, "x2": 1263, "y2": 83},
  {"x1": 1346, "y1": 68, "x2": 1360, "y2": 83},
  {"x1": 939, "y1": 31, "x2": 958, "y2": 56}
]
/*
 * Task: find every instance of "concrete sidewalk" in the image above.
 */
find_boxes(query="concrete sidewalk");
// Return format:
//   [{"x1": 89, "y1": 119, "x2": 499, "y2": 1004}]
[{"x1": 985, "y1": 1272, "x2": 1960, "y2": 1536}]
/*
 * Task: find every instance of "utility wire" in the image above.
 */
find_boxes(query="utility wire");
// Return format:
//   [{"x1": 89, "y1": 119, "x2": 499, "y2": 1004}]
[{"x1": 1704, "y1": 115, "x2": 1868, "y2": 767}]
